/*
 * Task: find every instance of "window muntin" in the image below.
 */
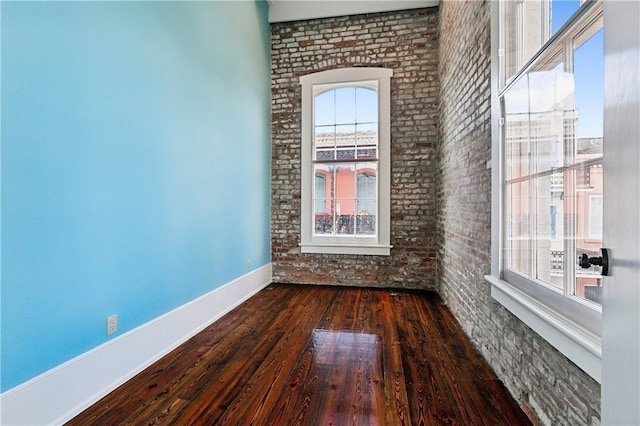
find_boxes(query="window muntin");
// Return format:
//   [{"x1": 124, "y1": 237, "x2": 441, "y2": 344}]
[
  {"x1": 300, "y1": 67, "x2": 392, "y2": 255},
  {"x1": 500, "y1": 0, "x2": 604, "y2": 317}
]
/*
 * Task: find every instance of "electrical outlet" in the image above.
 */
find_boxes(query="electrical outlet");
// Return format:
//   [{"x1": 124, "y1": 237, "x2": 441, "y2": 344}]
[
  {"x1": 107, "y1": 314, "x2": 118, "y2": 335},
  {"x1": 246, "y1": 260, "x2": 252, "y2": 271}
]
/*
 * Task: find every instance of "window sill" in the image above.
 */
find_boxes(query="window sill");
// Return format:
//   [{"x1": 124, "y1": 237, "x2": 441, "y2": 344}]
[
  {"x1": 486, "y1": 274, "x2": 601, "y2": 383},
  {"x1": 300, "y1": 243, "x2": 392, "y2": 256}
]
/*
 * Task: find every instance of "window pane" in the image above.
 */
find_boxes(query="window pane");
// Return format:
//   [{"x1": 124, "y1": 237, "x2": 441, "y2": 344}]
[
  {"x1": 315, "y1": 125, "x2": 335, "y2": 160},
  {"x1": 552, "y1": 0, "x2": 580, "y2": 34},
  {"x1": 356, "y1": 165, "x2": 377, "y2": 214},
  {"x1": 334, "y1": 164, "x2": 356, "y2": 235},
  {"x1": 356, "y1": 122, "x2": 377, "y2": 159},
  {"x1": 506, "y1": 181, "x2": 531, "y2": 275},
  {"x1": 314, "y1": 174, "x2": 327, "y2": 213},
  {"x1": 356, "y1": 164, "x2": 377, "y2": 236},
  {"x1": 355, "y1": 87, "x2": 377, "y2": 123},
  {"x1": 314, "y1": 165, "x2": 333, "y2": 236},
  {"x1": 335, "y1": 87, "x2": 356, "y2": 125},
  {"x1": 501, "y1": 0, "x2": 550, "y2": 86},
  {"x1": 534, "y1": 175, "x2": 564, "y2": 290},
  {"x1": 336, "y1": 124, "x2": 356, "y2": 160},
  {"x1": 574, "y1": 27, "x2": 604, "y2": 140},
  {"x1": 504, "y1": 77, "x2": 531, "y2": 180},
  {"x1": 315, "y1": 90, "x2": 335, "y2": 126},
  {"x1": 505, "y1": 62, "x2": 569, "y2": 179},
  {"x1": 315, "y1": 199, "x2": 334, "y2": 235}
]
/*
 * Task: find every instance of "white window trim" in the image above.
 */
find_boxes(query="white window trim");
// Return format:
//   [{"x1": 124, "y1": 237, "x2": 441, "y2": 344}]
[
  {"x1": 487, "y1": 1, "x2": 602, "y2": 382},
  {"x1": 299, "y1": 67, "x2": 393, "y2": 256}
]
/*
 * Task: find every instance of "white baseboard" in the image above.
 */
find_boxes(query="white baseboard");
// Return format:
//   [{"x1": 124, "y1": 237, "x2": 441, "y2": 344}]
[{"x1": 0, "y1": 263, "x2": 272, "y2": 426}]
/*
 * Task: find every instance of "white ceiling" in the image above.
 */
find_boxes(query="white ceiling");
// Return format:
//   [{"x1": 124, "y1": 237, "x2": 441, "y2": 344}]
[{"x1": 267, "y1": 0, "x2": 439, "y2": 23}]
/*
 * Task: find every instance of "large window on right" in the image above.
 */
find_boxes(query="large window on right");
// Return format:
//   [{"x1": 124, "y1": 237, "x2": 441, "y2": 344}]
[{"x1": 491, "y1": 0, "x2": 604, "y2": 381}]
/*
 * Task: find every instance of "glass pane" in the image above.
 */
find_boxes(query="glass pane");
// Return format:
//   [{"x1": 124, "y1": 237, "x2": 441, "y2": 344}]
[
  {"x1": 534, "y1": 175, "x2": 564, "y2": 290},
  {"x1": 334, "y1": 164, "x2": 356, "y2": 235},
  {"x1": 356, "y1": 163, "x2": 377, "y2": 236},
  {"x1": 314, "y1": 164, "x2": 334, "y2": 236},
  {"x1": 314, "y1": 174, "x2": 327, "y2": 213},
  {"x1": 355, "y1": 87, "x2": 377, "y2": 123},
  {"x1": 552, "y1": 0, "x2": 580, "y2": 34},
  {"x1": 356, "y1": 164, "x2": 377, "y2": 212},
  {"x1": 335, "y1": 124, "x2": 356, "y2": 160},
  {"x1": 506, "y1": 181, "x2": 531, "y2": 275},
  {"x1": 529, "y1": 63, "x2": 570, "y2": 173},
  {"x1": 504, "y1": 76, "x2": 531, "y2": 180},
  {"x1": 574, "y1": 28, "x2": 604, "y2": 140},
  {"x1": 315, "y1": 90, "x2": 335, "y2": 126},
  {"x1": 335, "y1": 87, "x2": 356, "y2": 125},
  {"x1": 315, "y1": 125, "x2": 335, "y2": 160},
  {"x1": 336, "y1": 214, "x2": 355, "y2": 235},
  {"x1": 356, "y1": 122, "x2": 377, "y2": 159},
  {"x1": 315, "y1": 199, "x2": 334, "y2": 235},
  {"x1": 501, "y1": 0, "x2": 550, "y2": 87},
  {"x1": 356, "y1": 202, "x2": 376, "y2": 235}
]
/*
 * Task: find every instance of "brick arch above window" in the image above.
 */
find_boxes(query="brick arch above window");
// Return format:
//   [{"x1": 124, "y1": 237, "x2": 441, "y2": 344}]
[{"x1": 308, "y1": 56, "x2": 382, "y2": 73}]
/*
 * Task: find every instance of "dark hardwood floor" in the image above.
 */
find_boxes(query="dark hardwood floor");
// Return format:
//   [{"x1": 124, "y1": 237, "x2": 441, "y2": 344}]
[{"x1": 67, "y1": 284, "x2": 532, "y2": 425}]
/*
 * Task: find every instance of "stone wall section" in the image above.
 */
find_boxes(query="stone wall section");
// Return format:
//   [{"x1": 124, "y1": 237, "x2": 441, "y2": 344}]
[
  {"x1": 437, "y1": 1, "x2": 601, "y2": 424},
  {"x1": 271, "y1": 9, "x2": 439, "y2": 289}
]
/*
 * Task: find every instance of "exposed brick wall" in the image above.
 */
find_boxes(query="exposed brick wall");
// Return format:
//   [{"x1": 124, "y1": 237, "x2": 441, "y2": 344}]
[
  {"x1": 271, "y1": 9, "x2": 439, "y2": 289},
  {"x1": 436, "y1": 1, "x2": 601, "y2": 425}
]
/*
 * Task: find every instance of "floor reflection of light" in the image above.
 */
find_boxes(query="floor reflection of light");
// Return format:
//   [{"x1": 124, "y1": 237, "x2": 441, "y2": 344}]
[
  {"x1": 312, "y1": 329, "x2": 380, "y2": 365},
  {"x1": 311, "y1": 330, "x2": 383, "y2": 423}
]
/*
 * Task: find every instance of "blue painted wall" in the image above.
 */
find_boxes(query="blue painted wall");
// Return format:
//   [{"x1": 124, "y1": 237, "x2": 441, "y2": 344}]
[{"x1": 1, "y1": 1, "x2": 271, "y2": 392}]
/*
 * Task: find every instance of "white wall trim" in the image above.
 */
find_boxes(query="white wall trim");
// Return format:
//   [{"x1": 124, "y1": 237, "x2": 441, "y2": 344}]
[
  {"x1": 0, "y1": 263, "x2": 272, "y2": 426},
  {"x1": 487, "y1": 275, "x2": 601, "y2": 383},
  {"x1": 300, "y1": 243, "x2": 392, "y2": 256}
]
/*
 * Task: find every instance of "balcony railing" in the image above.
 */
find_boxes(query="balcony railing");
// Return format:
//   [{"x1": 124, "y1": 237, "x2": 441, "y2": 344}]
[{"x1": 315, "y1": 213, "x2": 376, "y2": 236}]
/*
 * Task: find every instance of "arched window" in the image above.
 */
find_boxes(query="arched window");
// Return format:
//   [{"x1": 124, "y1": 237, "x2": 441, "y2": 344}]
[{"x1": 300, "y1": 67, "x2": 392, "y2": 255}]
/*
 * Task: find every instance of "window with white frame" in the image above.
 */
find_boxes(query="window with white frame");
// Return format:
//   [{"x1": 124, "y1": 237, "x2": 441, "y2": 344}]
[
  {"x1": 299, "y1": 68, "x2": 392, "y2": 255},
  {"x1": 489, "y1": 0, "x2": 604, "y2": 381}
]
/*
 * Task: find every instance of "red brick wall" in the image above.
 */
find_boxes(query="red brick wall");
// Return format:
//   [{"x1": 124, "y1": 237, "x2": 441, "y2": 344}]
[
  {"x1": 271, "y1": 9, "x2": 439, "y2": 289},
  {"x1": 437, "y1": 1, "x2": 601, "y2": 424}
]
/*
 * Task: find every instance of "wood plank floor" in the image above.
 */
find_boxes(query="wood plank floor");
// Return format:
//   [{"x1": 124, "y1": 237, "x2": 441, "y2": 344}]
[{"x1": 67, "y1": 284, "x2": 532, "y2": 425}]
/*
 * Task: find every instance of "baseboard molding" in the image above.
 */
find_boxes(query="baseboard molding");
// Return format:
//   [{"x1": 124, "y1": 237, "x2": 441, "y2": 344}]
[{"x1": 0, "y1": 263, "x2": 272, "y2": 426}]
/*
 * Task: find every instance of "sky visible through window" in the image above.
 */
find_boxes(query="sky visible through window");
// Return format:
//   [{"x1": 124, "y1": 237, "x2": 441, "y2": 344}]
[
  {"x1": 314, "y1": 87, "x2": 377, "y2": 132},
  {"x1": 553, "y1": 0, "x2": 603, "y2": 139}
]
